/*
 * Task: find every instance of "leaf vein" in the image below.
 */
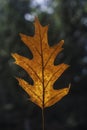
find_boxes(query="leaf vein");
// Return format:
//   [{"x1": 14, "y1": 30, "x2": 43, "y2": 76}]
[
  {"x1": 22, "y1": 61, "x2": 42, "y2": 83},
  {"x1": 24, "y1": 83, "x2": 42, "y2": 103},
  {"x1": 45, "y1": 66, "x2": 64, "y2": 89},
  {"x1": 44, "y1": 44, "x2": 63, "y2": 68}
]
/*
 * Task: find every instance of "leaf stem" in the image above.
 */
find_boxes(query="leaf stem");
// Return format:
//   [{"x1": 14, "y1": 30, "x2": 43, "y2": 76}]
[{"x1": 42, "y1": 108, "x2": 45, "y2": 130}]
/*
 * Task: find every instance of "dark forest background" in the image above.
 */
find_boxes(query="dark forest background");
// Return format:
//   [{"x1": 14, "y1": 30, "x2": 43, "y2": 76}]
[{"x1": 0, "y1": 0, "x2": 87, "y2": 130}]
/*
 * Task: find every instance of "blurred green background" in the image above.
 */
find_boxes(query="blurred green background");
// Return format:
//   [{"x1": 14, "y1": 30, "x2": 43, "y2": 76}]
[{"x1": 0, "y1": 0, "x2": 87, "y2": 130}]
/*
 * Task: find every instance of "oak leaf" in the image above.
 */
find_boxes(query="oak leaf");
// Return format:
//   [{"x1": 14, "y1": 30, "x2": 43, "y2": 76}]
[{"x1": 12, "y1": 18, "x2": 70, "y2": 109}]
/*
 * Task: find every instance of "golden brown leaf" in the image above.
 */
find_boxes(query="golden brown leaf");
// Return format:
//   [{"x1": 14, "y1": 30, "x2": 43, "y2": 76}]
[{"x1": 12, "y1": 17, "x2": 70, "y2": 109}]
